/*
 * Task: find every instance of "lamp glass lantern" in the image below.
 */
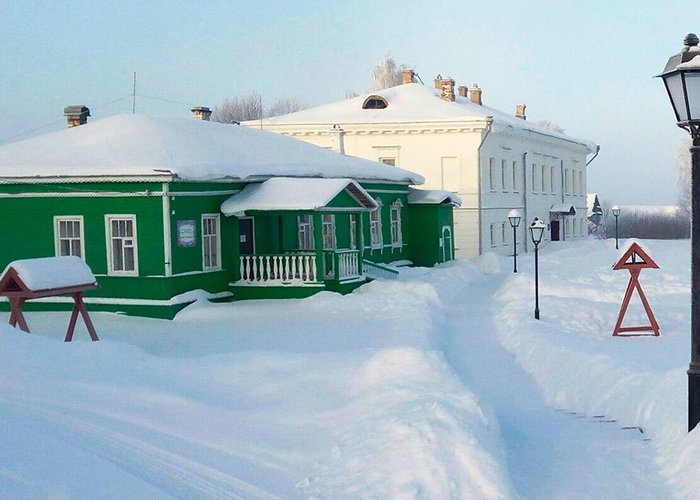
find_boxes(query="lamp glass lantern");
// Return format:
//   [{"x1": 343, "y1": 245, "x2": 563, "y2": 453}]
[
  {"x1": 657, "y1": 33, "x2": 700, "y2": 137},
  {"x1": 611, "y1": 205, "x2": 621, "y2": 217},
  {"x1": 508, "y1": 209, "x2": 522, "y2": 228},
  {"x1": 529, "y1": 218, "x2": 546, "y2": 245}
]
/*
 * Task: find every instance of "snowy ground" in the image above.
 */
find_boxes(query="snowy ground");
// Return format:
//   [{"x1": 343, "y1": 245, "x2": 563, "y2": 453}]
[{"x1": 0, "y1": 239, "x2": 697, "y2": 499}]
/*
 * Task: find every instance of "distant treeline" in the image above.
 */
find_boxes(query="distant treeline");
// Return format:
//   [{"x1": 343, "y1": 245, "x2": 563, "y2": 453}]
[{"x1": 597, "y1": 207, "x2": 689, "y2": 240}]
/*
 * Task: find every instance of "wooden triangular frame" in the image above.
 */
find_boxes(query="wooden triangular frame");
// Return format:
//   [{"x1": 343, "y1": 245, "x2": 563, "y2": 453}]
[{"x1": 612, "y1": 242, "x2": 660, "y2": 337}]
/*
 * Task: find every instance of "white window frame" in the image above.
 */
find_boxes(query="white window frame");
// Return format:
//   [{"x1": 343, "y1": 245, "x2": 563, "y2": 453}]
[
  {"x1": 297, "y1": 214, "x2": 315, "y2": 250},
  {"x1": 105, "y1": 214, "x2": 139, "y2": 276},
  {"x1": 551, "y1": 165, "x2": 556, "y2": 193},
  {"x1": 512, "y1": 161, "x2": 519, "y2": 193},
  {"x1": 541, "y1": 164, "x2": 547, "y2": 193},
  {"x1": 201, "y1": 214, "x2": 221, "y2": 271},
  {"x1": 490, "y1": 223, "x2": 497, "y2": 247},
  {"x1": 390, "y1": 201, "x2": 403, "y2": 248},
  {"x1": 532, "y1": 163, "x2": 538, "y2": 193},
  {"x1": 322, "y1": 213, "x2": 336, "y2": 250},
  {"x1": 489, "y1": 158, "x2": 496, "y2": 191},
  {"x1": 501, "y1": 222, "x2": 508, "y2": 246},
  {"x1": 501, "y1": 159, "x2": 507, "y2": 191},
  {"x1": 370, "y1": 200, "x2": 383, "y2": 249},
  {"x1": 54, "y1": 215, "x2": 85, "y2": 259}
]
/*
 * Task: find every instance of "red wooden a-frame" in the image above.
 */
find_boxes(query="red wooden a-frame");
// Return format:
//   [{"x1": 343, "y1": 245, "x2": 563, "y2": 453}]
[
  {"x1": 0, "y1": 267, "x2": 99, "y2": 342},
  {"x1": 612, "y1": 242, "x2": 660, "y2": 337}
]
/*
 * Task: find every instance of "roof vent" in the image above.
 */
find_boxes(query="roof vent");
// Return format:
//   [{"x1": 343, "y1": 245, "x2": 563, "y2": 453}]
[
  {"x1": 191, "y1": 106, "x2": 212, "y2": 121},
  {"x1": 64, "y1": 105, "x2": 90, "y2": 128}
]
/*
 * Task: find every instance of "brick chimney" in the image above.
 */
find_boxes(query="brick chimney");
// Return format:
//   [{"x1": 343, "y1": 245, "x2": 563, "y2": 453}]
[
  {"x1": 515, "y1": 103, "x2": 526, "y2": 120},
  {"x1": 434, "y1": 75, "x2": 455, "y2": 102},
  {"x1": 469, "y1": 84, "x2": 482, "y2": 105},
  {"x1": 457, "y1": 86, "x2": 469, "y2": 98},
  {"x1": 64, "y1": 105, "x2": 90, "y2": 128},
  {"x1": 191, "y1": 106, "x2": 212, "y2": 121},
  {"x1": 402, "y1": 69, "x2": 416, "y2": 85}
]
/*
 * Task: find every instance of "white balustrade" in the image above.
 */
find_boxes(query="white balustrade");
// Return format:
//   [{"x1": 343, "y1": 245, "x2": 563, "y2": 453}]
[{"x1": 239, "y1": 253, "x2": 317, "y2": 285}]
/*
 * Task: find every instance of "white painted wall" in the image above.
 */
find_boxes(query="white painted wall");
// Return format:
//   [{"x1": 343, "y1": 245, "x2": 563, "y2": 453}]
[{"x1": 260, "y1": 120, "x2": 592, "y2": 260}]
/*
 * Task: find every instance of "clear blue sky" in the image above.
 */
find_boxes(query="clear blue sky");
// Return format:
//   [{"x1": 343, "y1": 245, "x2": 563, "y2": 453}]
[{"x1": 1, "y1": 0, "x2": 696, "y2": 205}]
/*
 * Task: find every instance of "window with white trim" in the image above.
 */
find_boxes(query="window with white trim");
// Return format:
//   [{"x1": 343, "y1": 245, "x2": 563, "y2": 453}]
[
  {"x1": 541, "y1": 165, "x2": 547, "y2": 193},
  {"x1": 565, "y1": 169, "x2": 571, "y2": 194},
  {"x1": 490, "y1": 223, "x2": 496, "y2": 247},
  {"x1": 202, "y1": 214, "x2": 221, "y2": 270},
  {"x1": 390, "y1": 202, "x2": 402, "y2": 247},
  {"x1": 54, "y1": 216, "x2": 84, "y2": 258},
  {"x1": 489, "y1": 158, "x2": 496, "y2": 191},
  {"x1": 322, "y1": 214, "x2": 336, "y2": 250},
  {"x1": 572, "y1": 168, "x2": 578, "y2": 195},
  {"x1": 501, "y1": 159, "x2": 507, "y2": 191},
  {"x1": 349, "y1": 213, "x2": 357, "y2": 250},
  {"x1": 297, "y1": 215, "x2": 314, "y2": 250},
  {"x1": 551, "y1": 165, "x2": 556, "y2": 193},
  {"x1": 532, "y1": 163, "x2": 537, "y2": 192},
  {"x1": 512, "y1": 161, "x2": 519, "y2": 192},
  {"x1": 370, "y1": 201, "x2": 383, "y2": 249},
  {"x1": 106, "y1": 215, "x2": 138, "y2": 275},
  {"x1": 579, "y1": 171, "x2": 584, "y2": 195},
  {"x1": 501, "y1": 222, "x2": 507, "y2": 246}
]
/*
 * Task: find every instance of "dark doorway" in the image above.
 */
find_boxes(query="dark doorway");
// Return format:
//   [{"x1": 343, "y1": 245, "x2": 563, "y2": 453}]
[
  {"x1": 239, "y1": 218, "x2": 254, "y2": 254},
  {"x1": 550, "y1": 220, "x2": 560, "y2": 241}
]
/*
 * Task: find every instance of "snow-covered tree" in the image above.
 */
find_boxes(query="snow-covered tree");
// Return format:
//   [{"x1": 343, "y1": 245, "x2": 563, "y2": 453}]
[
  {"x1": 535, "y1": 120, "x2": 565, "y2": 134},
  {"x1": 678, "y1": 138, "x2": 692, "y2": 216},
  {"x1": 266, "y1": 97, "x2": 303, "y2": 118},
  {"x1": 368, "y1": 55, "x2": 407, "y2": 92},
  {"x1": 212, "y1": 93, "x2": 263, "y2": 123},
  {"x1": 212, "y1": 94, "x2": 304, "y2": 123}
]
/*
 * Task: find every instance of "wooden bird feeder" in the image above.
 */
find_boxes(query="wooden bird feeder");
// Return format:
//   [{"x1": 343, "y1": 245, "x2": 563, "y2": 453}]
[
  {"x1": 0, "y1": 256, "x2": 99, "y2": 342},
  {"x1": 612, "y1": 241, "x2": 660, "y2": 337}
]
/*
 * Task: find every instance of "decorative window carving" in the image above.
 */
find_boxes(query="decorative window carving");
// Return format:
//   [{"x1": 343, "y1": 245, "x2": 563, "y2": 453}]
[{"x1": 362, "y1": 95, "x2": 388, "y2": 109}]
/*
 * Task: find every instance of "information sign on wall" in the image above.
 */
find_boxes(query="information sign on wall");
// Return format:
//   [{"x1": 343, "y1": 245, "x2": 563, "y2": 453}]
[{"x1": 177, "y1": 220, "x2": 196, "y2": 247}]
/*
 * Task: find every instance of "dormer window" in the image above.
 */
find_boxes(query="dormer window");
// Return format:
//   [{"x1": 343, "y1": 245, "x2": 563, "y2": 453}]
[{"x1": 362, "y1": 95, "x2": 388, "y2": 110}]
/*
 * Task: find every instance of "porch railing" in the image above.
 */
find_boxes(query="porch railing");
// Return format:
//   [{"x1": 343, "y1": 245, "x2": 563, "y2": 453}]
[
  {"x1": 362, "y1": 259, "x2": 400, "y2": 280},
  {"x1": 323, "y1": 249, "x2": 361, "y2": 280},
  {"x1": 239, "y1": 253, "x2": 318, "y2": 285}
]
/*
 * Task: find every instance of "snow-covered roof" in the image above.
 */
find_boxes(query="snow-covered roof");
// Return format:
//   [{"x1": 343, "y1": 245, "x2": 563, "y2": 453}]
[
  {"x1": 550, "y1": 204, "x2": 576, "y2": 215},
  {"x1": 0, "y1": 114, "x2": 423, "y2": 185},
  {"x1": 2, "y1": 256, "x2": 96, "y2": 291},
  {"x1": 258, "y1": 83, "x2": 597, "y2": 153},
  {"x1": 408, "y1": 187, "x2": 462, "y2": 207},
  {"x1": 220, "y1": 177, "x2": 377, "y2": 217}
]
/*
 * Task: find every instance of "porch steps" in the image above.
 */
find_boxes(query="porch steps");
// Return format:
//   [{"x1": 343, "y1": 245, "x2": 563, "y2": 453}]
[{"x1": 362, "y1": 260, "x2": 400, "y2": 281}]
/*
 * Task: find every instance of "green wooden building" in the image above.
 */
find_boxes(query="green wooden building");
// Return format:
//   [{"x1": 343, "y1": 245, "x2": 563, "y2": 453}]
[{"x1": 0, "y1": 112, "x2": 459, "y2": 318}]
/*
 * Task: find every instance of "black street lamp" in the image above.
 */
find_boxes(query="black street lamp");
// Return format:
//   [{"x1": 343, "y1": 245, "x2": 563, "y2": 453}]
[
  {"x1": 658, "y1": 33, "x2": 700, "y2": 432},
  {"x1": 612, "y1": 205, "x2": 621, "y2": 250},
  {"x1": 529, "y1": 217, "x2": 546, "y2": 320},
  {"x1": 508, "y1": 209, "x2": 522, "y2": 273}
]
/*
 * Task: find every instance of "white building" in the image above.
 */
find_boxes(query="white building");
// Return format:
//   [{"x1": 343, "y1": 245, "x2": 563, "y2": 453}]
[{"x1": 248, "y1": 72, "x2": 598, "y2": 258}]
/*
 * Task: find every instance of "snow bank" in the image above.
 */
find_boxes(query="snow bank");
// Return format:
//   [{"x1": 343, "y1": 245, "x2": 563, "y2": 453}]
[
  {"x1": 0, "y1": 261, "x2": 512, "y2": 498},
  {"x1": 494, "y1": 240, "x2": 697, "y2": 498}
]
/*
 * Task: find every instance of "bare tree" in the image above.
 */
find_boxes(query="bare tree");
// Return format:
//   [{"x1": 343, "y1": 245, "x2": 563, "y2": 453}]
[
  {"x1": 212, "y1": 93, "x2": 263, "y2": 123},
  {"x1": 369, "y1": 54, "x2": 406, "y2": 92},
  {"x1": 535, "y1": 120, "x2": 565, "y2": 134},
  {"x1": 212, "y1": 93, "x2": 304, "y2": 123},
  {"x1": 678, "y1": 138, "x2": 692, "y2": 216},
  {"x1": 266, "y1": 97, "x2": 303, "y2": 118}
]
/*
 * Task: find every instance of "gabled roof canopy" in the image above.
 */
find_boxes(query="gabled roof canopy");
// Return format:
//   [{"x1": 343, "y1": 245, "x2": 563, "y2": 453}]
[
  {"x1": 408, "y1": 187, "x2": 462, "y2": 206},
  {"x1": 220, "y1": 177, "x2": 378, "y2": 217},
  {"x1": 550, "y1": 204, "x2": 577, "y2": 215}
]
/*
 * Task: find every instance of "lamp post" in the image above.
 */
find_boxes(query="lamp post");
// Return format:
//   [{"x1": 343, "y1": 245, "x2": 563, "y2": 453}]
[
  {"x1": 508, "y1": 209, "x2": 522, "y2": 273},
  {"x1": 611, "y1": 205, "x2": 621, "y2": 250},
  {"x1": 658, "y1": 33, "x2": 700, "y2": 432},
  {"x1": 529, "y1": 217, "x2": 546, "y2": 320}
]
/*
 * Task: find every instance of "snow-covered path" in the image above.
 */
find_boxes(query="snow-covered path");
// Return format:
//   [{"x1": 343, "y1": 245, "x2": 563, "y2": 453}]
[{"x1": 430, "y1": 259, "x2": 672, "y2": 499}]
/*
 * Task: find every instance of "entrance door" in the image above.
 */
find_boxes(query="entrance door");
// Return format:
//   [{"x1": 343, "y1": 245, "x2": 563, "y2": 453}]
[
  {"x1": 550, "y1": 220, "x2": 560, "y2": 241},
  {"x1": 239, "y1": 217, "x2": 254, "y2": 255},
  {"x1": 441, "y1": 226, "x2": 453, "y2": 262}
]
